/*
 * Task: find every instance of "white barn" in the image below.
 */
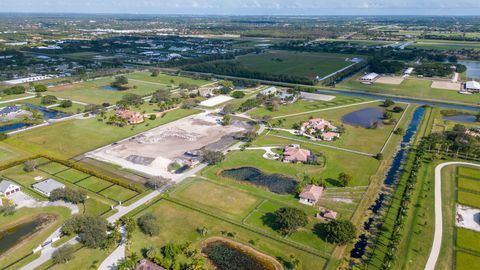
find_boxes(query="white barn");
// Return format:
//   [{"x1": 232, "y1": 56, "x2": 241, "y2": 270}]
[
  {"x1": 32, "y1": 179, "x2": 65, "y2": 197},
  {"x1": 465, "y1": 81, "x2": 480, "y2": 92},
  {"x1": 0, "y1": 180, "x2": 21, "y2": 197},
  {"x1": 360, "y1": 73, "x2": 380, "y2": 82}
]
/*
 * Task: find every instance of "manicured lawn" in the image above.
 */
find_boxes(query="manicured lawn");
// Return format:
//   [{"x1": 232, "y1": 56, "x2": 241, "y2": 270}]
[
  {"x1": 171, "y1": 179, "x2": 262, "y2": 221},
  {"x1": 6, "y1": 108, "x2": 200, "y2": 158},
  {"x1": 50, "y1": 103, "x2": 86, "y2": 115},
  {"x1": 99, "y1": 185, "x2": 138, "y2": 203},
  {"x1": 129, "y1": 200, "x2": 328, "y2": 270},
  {"x1": 458, "y1": 190, "x2": 480, "y2": 209},
  {"x1": 44, "y1": 246, "x2": 111, "y2": 270},
  {"x1": 81, "y1": 198, "x2": 112, "y2": 216},
  {"x1": 338, "y1": 75, "x2": 480, "y2": 104},
  {"x1": 457, "y1": 228, "x2": 480, "y2": 252},
  {"x1": 456, "y1": 251, "x2": 480, "y2": 270},
  {"x1": 0, "y1": 143, "x2": 31, "y2": 165},
  {"x1": 248, "y1": 95, "x2": 365, "y2": 118},
  {"x1": 237, "y1": 50, "x2": 359, "y2": 79},
  {"x1": 126, "y1": 71, "x2": 210, "y2": 86},
  {"x1": 37, "y1": 162, "x2": 70, "y2": 174},
  {"x1": 268, "y1": 101, "x2": 409, "y2": 154},
  {"x1": 0, "y1": 207, "x2": 71, "y2": 270},
  {"x1": 55, "y1": 168, "x2": 91, "y2": 183},
  {"x1": 76, "y1": 176, "x2": 113, "y2": 192},
  {"x1": 458, "y1": 177, "x2": 480, "y2": 192},
  {"x1": 458, "y1": 167, "x2": 480, "y2": 179}
]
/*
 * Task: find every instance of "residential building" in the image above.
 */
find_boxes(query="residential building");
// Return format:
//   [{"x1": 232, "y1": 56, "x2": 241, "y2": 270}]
[
  {"x1": 261, "y1": 86, "x2": 277, "y2": 96},
  {"x1": 359, "y1": 72, "x2": 379, "y2": 83},
  {"x1": 32, "y1": 179, "x2": 65, "y2": 197},
  {"x1": 283, "y1": 145, "x2": 312, "y2": 163},
  {"x1": 321, "y1": 131, "x2": 340, "y2": 141},
  {"x1": 404, "y1": 67, "x2": 414, "y2": 75},
  {"x1": 464, "y1": 81, "x2": 480, "y2": 92},
  {"x1": 0, "y1": 180, "x2": 21, "y2": 197},
  {"x1": 323, "y1": 210, "x2": 338, "y2": 220},
  {"x1": 135, "y1": 259, "x2": 166, "y2": 270},
  {"x1": 117, "y1": 109, "x2": 144, "y2": 124},
  {"x1": 299, "y1": 184, "x2": 324, "y2": 205}
]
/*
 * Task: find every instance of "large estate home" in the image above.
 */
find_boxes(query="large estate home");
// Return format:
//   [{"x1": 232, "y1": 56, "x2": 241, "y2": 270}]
[
  {"x1": 300, "y1": 118, "x2": 340, "y2": 141},
  {"x1": 299, "y1": 184, "x2": 324, "y2": 205},
  {"x1": 117, "y1": 109, "x2": 145, "y2": 124},
  {"x1": 283, "y1": 145, "x2": 314, "y2": 163}
]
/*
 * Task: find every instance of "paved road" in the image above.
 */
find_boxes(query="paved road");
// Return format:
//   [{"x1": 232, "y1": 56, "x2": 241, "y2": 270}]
[
  {"x1": 0, "y1": 95, "x2": 36, "y2": 104},
  {"x1": 425, "y1": 161, "x2": 480, "y2": 270},
  {"x1": 98, "y1": 227, "x2": 126, "y2": 270}
]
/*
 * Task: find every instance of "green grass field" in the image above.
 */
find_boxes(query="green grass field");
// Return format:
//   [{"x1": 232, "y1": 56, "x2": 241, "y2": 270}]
[
  {"x1": 237, "y1": 50, "x2": 358, "y2": 79},
  {"x1": 126, "y1": 71, "x2": 210, "y2": 86},
  {"x1": 411, "y1": 39, "x2": 480, "y2": 51},
  {"x1": 457, "y1": 228, "x2": 480, "y2": 252},
  {"x1": 55, "y1": 168, "x2": 91, "y2": 183},
  {"x1": 37, "y1": 162, "x2": 70, "y2": 174},
  {"x1": 458, "y1": 177, "x2": 480, "y2": 192},
  {"x1": 458, "y1": 167, "x2": 480, "y2": 179},
  {"x1": 6, "y1": 108, "x2": 200, "y2": 158},
  {"x1": 76, "y1": 176, "x2": 113, "y2": 192},
  {"x1": 456, "y1": 251, "x2": 480, "y2": 270},
  {"x1": 338, "y1": 75, "x2": 480, "y2": 104},
  {"x1": 458, "y1": 191, "x2": 480, "y2": 208},
  {"x1": 99, "y1": 184, "x2": 138, "y2": 203}
]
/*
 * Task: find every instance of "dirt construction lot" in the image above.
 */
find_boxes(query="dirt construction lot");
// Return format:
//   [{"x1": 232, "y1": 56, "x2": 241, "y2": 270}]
[
  {"x1": 375, "y1": 76, "x2": 404, "y2": 85},
  {"x1": 86, "y1": 112, "x2": 248, "y2": 179},
  {"x1": 431, "y1": 80, "x2": 461, "y2": 90}
]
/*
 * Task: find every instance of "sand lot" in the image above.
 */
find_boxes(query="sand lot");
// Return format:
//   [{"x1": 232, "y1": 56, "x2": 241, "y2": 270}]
[
  {"x1": 456, "y1": 204, "x2": 480, "y2": 232},
  {"x1": 376, "y1": 76, "x2": 404, "y2": 85},
  {"x1": 86, "y1": 112, "x2": 248, "y2": 179},
  {"x1": 199, "y1": 95, "x2": 234, "y2": 107},
  {"x1": 431, "y1": 80, "x2": 461, "y2": 90}
]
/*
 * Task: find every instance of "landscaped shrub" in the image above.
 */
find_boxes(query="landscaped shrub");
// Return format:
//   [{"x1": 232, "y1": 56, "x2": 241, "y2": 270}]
[
  {"x1": 272, "y1": 207, "x2": 308, "y2": 235},
  {"x1": 52, "y1": 244, "x2": 75, "y2": 264},
  {"x1": 61, "y1": 215, "x2": 108, "y2": 248},
  {"x1": 50, "y1": 188, "x2": 87, "y2": 204},
  {"x1": 316, "y1": 220, "x2": 357, "y2": 245},
  {"x1": 137, "y1": 213, "x2": 160, "y2": 236}
]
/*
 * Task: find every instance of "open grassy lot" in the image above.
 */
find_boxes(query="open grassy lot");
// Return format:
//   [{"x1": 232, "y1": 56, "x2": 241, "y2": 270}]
[
  {"x1": 458, "y1": 177, "x2": 480, "y2": 192},
  {"x1": 126, "y1": 71, "x2": 210, "y2": 86},
  {"x1": 170, "y1": 179, "x2": 262, "y2": 220},
  {"x1": 267, "y1": 101, "x2": 409, "y2": 154},
  {"x1": 76, "y1": 176, "x2": 113, "y2": 192},
  {"x1": 0, "y1": 207, "x2": 71, "y2": 270},
  {"x1": 411, "y1": 39, "x2": 480, "y2": 51},
  {"x1": 55, "y1": 168, "x2": 91, "y2": 183},
  {"x1": 129, "y1": 200, "x2": 328, "y2": 270},
  {"x1": 6, "y1": 108, "x2": 200, "y2": 158},
  {"x1": 49, "y1": 103, "x2": 86, "y2": 115},
  {"x1": 247, "y1": 95, "x2": 366, "y2": 118},
  {"x1": 456, "y1": 251, "x2": 480, "y2": 270},
  {"x1": 43, "y1": 245, "x2": 111, "y2": 270},
  {"x1": 0, "y1": 143, "x2": 31, "y2": 165},
  {"x1": 458, "y1": 191, "x2": 480, "y2": 208},
  {"x1": 338, "y1": 75, "x2": 480, "y2": 104},
  {"x1": 37, "y1": 161, "x2": 70, "y2": 174},
  {"x1": 458, "y1": 167, "x2": 480, "y2": 179},
  {"x1": 46, "y1": 77, "x2": 163, "y2": 105},
  {"x1": 457, "y1": 228, "x2": 480, "y2": 252},
  {"x1": 99, "y1": 184, "x2": 138, "y2": 203},
  {"x1": 237, "y1": 50, "x2": 358, "y2": 79}
]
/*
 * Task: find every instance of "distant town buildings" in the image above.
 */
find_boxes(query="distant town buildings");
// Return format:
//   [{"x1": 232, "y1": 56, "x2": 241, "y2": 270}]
[{"x1": 3, "y1": 75, "x2": 52, "y2": 85}]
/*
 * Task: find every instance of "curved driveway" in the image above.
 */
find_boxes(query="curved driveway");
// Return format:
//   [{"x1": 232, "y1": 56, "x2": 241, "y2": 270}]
[{"x1": 425, "y1": 161, "x2": 480, "y2": 270}]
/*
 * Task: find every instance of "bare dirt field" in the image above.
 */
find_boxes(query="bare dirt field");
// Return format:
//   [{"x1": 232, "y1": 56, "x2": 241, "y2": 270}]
[
  {"x1": 376, "y1": 76, "x2": 404, "y2": 85},
  {"x1": 431, "y1": 80, "x2": 461, "y2": 90},
  {"x1": 86, "y1": 112, "x2": 248, "y2": 179}
]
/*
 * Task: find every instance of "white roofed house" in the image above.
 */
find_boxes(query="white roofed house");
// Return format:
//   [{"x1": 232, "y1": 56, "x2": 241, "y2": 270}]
[
  {"x1": 359, "y1": 73, "x2": 380, "y2": 83},
  {"x1": 261, "y1": 86, "x2": 277, "y2": 96},
  {"x1": 0, "y1": 180, "x2": 21, "y2": 197},
  {"x1": 32, "y1": 179, "x2": 65, "y2": 197},
  {"x1": 404, "y1": 67, "x2": 414, "y2": 75},
  {"x1": 464, "y1": 81, "x2": 480, "y2": 93}
]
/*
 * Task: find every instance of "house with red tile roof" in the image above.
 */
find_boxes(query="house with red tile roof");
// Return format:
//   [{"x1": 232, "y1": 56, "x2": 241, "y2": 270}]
[
  {"x1": 116, "y1": 109, "x2": 144, "y2": 124},
  {"x1": 323, "y1": 210, "x2": 338, "y2": 220},
  {"x1": 283, "y1": 145, "x2": 312, "y2": 163},
  {"x1": 321, "y1": 131, "x2": 340, "y2": 141},
  {"x1": 135, "y1": 259, "x2": 166, "y2": 270},
  {"x1": 299, "y1": 184, "x2": 323, "y2": 205},
  {"x1": 299, "y1": 118, "x2": 340, "y2": 141}
]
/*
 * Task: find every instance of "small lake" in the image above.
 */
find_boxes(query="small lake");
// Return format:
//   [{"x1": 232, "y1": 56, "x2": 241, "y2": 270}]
[
  {"x1": 458, "y1": 60, "x2": 480, "y2": 79},
  {"x1": 99, "y1": 86, "x2": 124, "y2": 91},
  {"x1": 444, "y1": 114, "x2": 477, "y2": 123},
  {"x1": 24, "y1": 103, "x2": 68, "y2": 120},
  {"x1": 221, "y1": 167, "x2": 297, "y2": 194},
  {"x1": 342, "y1": 107, "x2": 384, "y2": 128},
  {"x1": 0, "y1": 122, "x2": 32, "y2": 133},
  {"x1": 0, "y1": 219, "x2": 44, "y2": 255}
]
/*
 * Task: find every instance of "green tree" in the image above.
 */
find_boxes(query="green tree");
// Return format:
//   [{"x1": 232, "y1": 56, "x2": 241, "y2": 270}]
[
  {"x1": 34, "y1": 84, "x2": 48, "y2": 92},
  {"x1": 23, "y1": 160, "x2": 37, "y2": 172},
  {"x1": 137, "y1": 213, "x2": 160, "y2": 236},
  {"x1": 201, "y1": 150, "x2": 225, "y2": 165},
  {"x1": 338, "y1": 172, "x2": 353, "y2": 187},
  {"x1": 320, "y1": 220, "x2": 357, "y2": 245},
  {"x1": 52, "y1": 245, "x2": 75, "y2": 264},
  {"x1": 41, "y1": 95, "x2": 58, "y2": 105},
  {"x1": 222, "y1": 114, "x2": 231, "y2": 126},
  {"x1": 230, "y1": 91, "x2": 245, "y2": 99},
  {"x1": 383, "y1": 99, "x2": 395, "y2": 107},
  {"x1": 59, "y1": 100, "x2": 73, "y2": 108},
  {"x1": 272, "y1": 207, "x2": 308, "y2": 235}
]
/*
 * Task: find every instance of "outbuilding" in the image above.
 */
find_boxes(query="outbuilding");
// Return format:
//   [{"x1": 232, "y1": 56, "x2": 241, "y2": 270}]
[
  {"x1": 465, "y1": 81, "x2": 480, "y2": 92},
  {"x1": 299, "y1": 184, "x2": 324, "y2": 205},
  {"x1": 360, "y1": 73, "x2": 380, "y2": 83},
  {"x1": 32, "y1": 179, "x2": 65, "y2": 197},
  {"x1": 0, "y1": 180, "x2": 21, "y2": 197}
]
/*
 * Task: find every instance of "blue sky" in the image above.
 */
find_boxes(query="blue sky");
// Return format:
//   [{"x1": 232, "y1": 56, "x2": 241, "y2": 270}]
[{"x1": 0, "y1": 0, "x2": 479, "y2": 15}]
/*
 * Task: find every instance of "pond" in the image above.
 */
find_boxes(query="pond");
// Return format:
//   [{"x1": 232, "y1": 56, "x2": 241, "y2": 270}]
[
  {"x1": 0, "y1": 122, "x2": 32, "y2": 133},
  {"x1": 444, "y1": 114, "x2": 477, "y2": 123},
  {"x1": 202, "y1": 239, "x2": 278, "y2": 270},
  {"x1": 341, "y1": 107, "x2": 384, "y2": 128},
  {"x1": 99, "y1": 85, "x2": 125, "y2": 91},
  {"x1": 221, "y1": 167, "x2": 297, "y2": 194},
  {"x1": 0, "y1": 215, "x2": 54, "y2": 256},
  {"x1": 24, "y1": 103, "x2": 68, "y2": 120},
  {"x1": 458, "y1": 60, "x2": 480, "y2": 79}
]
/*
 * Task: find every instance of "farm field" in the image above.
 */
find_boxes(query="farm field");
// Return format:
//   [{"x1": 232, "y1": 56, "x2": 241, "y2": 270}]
[
  {"x1": 5, "y1": 108, "x2": 200, "y2": 158},
  {"x1": 338, "y1": 74, "x2": 480, "y2": 104},
  {"x1": 237, "y1": 50, "x2": 359, "y2": 79},
  {"x1": 126, "y1": 71, "x2": 210, "y2": 86},
  {"x1": 265, "y1": 101, "x2": 410, "y2": 154},
  {"x1": 411, "y1": 39, "x2": 480, "y2": 50}
]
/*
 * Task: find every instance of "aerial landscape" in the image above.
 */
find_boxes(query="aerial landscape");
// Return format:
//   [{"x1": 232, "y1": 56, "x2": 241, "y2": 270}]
[{"x1": 0, "y1": 1, "x2": 480, "y2": 270}]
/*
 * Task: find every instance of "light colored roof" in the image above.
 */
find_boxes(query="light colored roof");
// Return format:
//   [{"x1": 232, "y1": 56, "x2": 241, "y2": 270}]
[
  {"x1": 284, "y1": 146, "x2": 311, "y2": 162},
  {"x1": 0, "y1": 180, "x2": 18, "y2": 193},
  {"x1": 322, "y1": 132, "x2": 340, "y2": 139},
  {"x1": 361, "y1": 73, "x2": 379, "y2": 81},
  {"x1": 465, "y1": 81, "x2": 480, "y2": 90},
  {"x1": 299, "y1": 185, "x2": 323, "y2": 201},
  {"x1": 199, "y1": 95, "x2": 234, "y2": 107},
  {"x1": 404, "y1": 67, "x2": 414, "y2": 74},
  {"x1": 324, "y1": 210, "x2": 337, "y2": 219},
  {"x1": 32, "y1": 179, "x2": 65, "y2": 194}
]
